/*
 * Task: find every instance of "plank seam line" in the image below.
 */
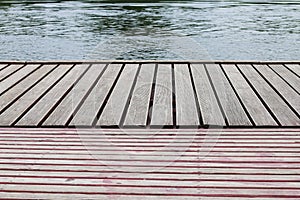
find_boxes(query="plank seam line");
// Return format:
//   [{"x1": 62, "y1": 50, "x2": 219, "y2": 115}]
[
  {"x1": 119, "y1": 64, "x2": 142, "y2": 127},
  {"x1": 235, "y1": 64, "x2": 282, "y2": 126},
  {"x1": 220, "y1": 64, "x2": 255, "y2": 126},
  {"x1": 65, "y1": 63, "x2": 109, "y2": 126},
  {"x1": 0, "y1": 175, "x2": 299, "y2": 183},
  {"x1": 171, "y1": 64, "x2": 177, "y2": 128},
  {"x1": 266, "y1": 64, "x2": 300, "y2": 95},
  {"x1": 146, "y1": 64, "x2": 158, "y2": 127},
  {"x1": 0, "y1": 191, "x2": 299, "y2": 198},
  {"x1": 0, "y1": 64, "x2": 10, "y2": 72},
  {"x1": 0, "y1": 64, "x2": 58, "y2": 116},
  {"x1": 2, "y1": 161, "x2": 300, "y2": 168},
  {"x1": 11, "y1": 64, "x2": 76, "y2": 126},
  {"x1": 92, "y1": 64, "x2": 125, "y2": 127},
  {"x1": 1, "y1": 189, "x2": 300, "y2": 198},
  {"x1": 252, "y1": 64, "x2": 300, "y2": 119},
  {"x1": 36, "y1": 64, "x2": 93, "y2": 127},
  {"x1": 0, "y1": 64, "x2": 43, "y2": 97},
  {"x1": 2, "y1": 182, "x2": 300, "y2": 190},
  {"x1": 1, "y1": 148, "x2": 300, "y2": 153},
  {"x1": 2, "y1": 168, "x2": 300, "y2": 175},
  {"x1": 283, "y1": 63, "x2": 300, "y2": 79},
  {"x1": 188, "y1": 63, "x2": 204, "y2": 127},
  {"x1": 203, "y1": 64, "x2": 229, "y2": 126},
  {"x1": 0, "y1": 64, "x2": 26, "y2": 82}
]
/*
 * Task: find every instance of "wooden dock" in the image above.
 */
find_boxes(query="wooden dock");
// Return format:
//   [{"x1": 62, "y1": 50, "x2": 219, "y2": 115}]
[
  {"x1": 0, "y1": 61, "x2": 299, "y2": 199},
  {"x1": 0, "y1": 61, "x2": 299, "y2": 128}
]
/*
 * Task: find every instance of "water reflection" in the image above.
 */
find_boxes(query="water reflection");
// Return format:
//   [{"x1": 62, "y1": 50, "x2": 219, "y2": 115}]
[{"x1": 0, "y1": 0, "x2": 299, "y2": 60}]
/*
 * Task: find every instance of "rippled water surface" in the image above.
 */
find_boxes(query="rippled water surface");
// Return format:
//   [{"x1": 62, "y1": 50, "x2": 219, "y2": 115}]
[{"x1": 0, "y1": 0, "x2": 299, "y2": 60}]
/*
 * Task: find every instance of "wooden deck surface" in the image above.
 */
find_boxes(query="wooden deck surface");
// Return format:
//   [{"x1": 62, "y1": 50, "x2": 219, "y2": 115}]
[
  {"x1": 0, "y1": 128, "x2": 299, "y2": 199},
  {"x1": 0, "y1": 61, "x2": 299, "y2": 199},
  {"x1": 0, "y1": 61, "x2": 298, "y2": 128}
]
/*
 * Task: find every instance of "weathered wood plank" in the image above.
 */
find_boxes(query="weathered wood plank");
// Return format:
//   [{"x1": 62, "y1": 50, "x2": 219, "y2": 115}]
[
  {"x1": 285, "y1": 64, "x2": 300, "y2": 76},
  {"x1": 0, "y1": 64, "x2": 24, "y2": 81},
  {"x1": 174, "y1": 64, "x2": 200, "y2": 126},
  {"x1": 205, "y1": 64, "x2": 252, "y2": 126},
  {"x1": 0, "y1": 64, "x2": 8, "y2": 71},
  {"x1": 0, "y1": 65, "x2": 72, "y2": 126},
  {"x1": 268, "y1": 64, "x2": 300, "y2": 93},
  {"x1": 238, "y1": 64, "x2": 300, "y2": 126},
  {"x1": 0, "y1": 193, "x2": 296, "y2": 200},
  {"x1": 16, "y1": 65, "x2": 88, "y2": 126},
  {"x1": 1, "y1": 183, "x2": 300, "y2": 198},
  {"x1": 254, "y1": 64, "x2": 300, "y2": 114},
  {"x1": 123, "y1": 64, "x2": 155, "y2": 127},
  {"x1": 150, "y1": 64, "x2": 173, "y2": 126},
  {"x1": 0, "y1": 64, "x2": 41, "y2": 95},
  {"x1": 0, "y1": 65, "x2": 56, "y2": 115},
  {"x1": 42, "y1": 64, "x2": 105, "y2": 126},
  {"x1": 97, "y1": 64, "x2": 140, "y2": 126},
  {"x1": 70, "y1": 64, "x2": 122, "y2": 126},
  {"x1": 2, "y1": 159, "x2": 300, "y2": 173},
  {"x1": 222, "y1": 64, "x2": 277, "y2": 126},
  {"x1": 190, "y1": 64, "x2": 225, "y2": 126}
]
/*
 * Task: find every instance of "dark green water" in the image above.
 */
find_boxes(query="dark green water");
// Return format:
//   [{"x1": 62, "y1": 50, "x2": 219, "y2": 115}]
[{"x1": 0, "y1": 0, "x2": 299, "y2": 60}]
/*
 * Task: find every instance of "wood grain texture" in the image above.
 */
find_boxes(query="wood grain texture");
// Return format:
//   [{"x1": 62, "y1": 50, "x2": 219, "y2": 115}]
[
  {"x1": 238, "y1": 64, "x2": 300, "y2": 126},
  {"x1": 70, "y1": 64, "x2": 122, "y2": 126},
  {"x1": 0, "y1": 64, "x2": 41, "y2": 95},
  {"x1": 0, "y1": 61, "x2": 299, "y2": 128},
  {"x1": 0, "y1": 128, "x2": 299, "y2": 200},
  {"x1": 206, "y1": 64, "x2": 251, "y2": 126},
  {"x1": 190, "y1": 64, "x2": 225, "y2": 126},
  {"x1": 124, "y1": 64, "x2": 155, "y2": 127},
  {"x1": 222, "y1": 64, "x2": 277, "y2": 126},
  {"x1": 16, "y1": 64, "x2": 87, "y2": 126},
  {"x1": 0, "y1": 65, "x2": 71, "y2": 126},
  {"x1": 97, "y1": 64, "x2": 139, "y2": 126},
  {"x1": 174, "y1": 64, "x2": 200, "y2": 126},
  {"x1": 42, "y1": 64, "x2": 104, "y2": 126},
  {"x1": 268, "y1": 64, "x2": 300, "y2": 93},
  {"x1": 253, "y1": 64, "x2": 300, "y2": 114},
  {"x1": 0, "y1": 64, "x2": 24, "y2": 81},
  {"x1": 0, "y1": 64, "x2": 8, "y2": 71},
  {"x1": 0, "y1": 65, "x2": 55, "y2": 115},
  {"x1": 150, "y1": 64, "x2": 173, "y2": 126},
  {"x1": 285, "y1": 64, "x2": 300, "y2": 76}
]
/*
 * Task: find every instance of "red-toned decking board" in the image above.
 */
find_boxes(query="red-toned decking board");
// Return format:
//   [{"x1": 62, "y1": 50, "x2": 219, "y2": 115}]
[{"x1": 0, "y1": 128, "x2": 299, "y2": 199}]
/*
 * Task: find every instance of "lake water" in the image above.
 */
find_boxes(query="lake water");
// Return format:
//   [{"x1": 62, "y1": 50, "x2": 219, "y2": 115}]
[{"x1": 0, "y1": 0, "x2": 299, "y2": 60}]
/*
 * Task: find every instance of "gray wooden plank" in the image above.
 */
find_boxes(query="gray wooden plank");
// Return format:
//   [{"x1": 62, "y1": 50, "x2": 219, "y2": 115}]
[
  {"x1": 268, "y1": 64, "x2": 300, "y2": 93},
  {"x1": 16, "y1": 64, "x2": 88, "y2": 126},
  {"x1": 0, "y1": 64, "x2": 8, "y2": 71},
  {"x1": 222, "y1": 64, "x2": 277, "y2": 126},
  {"x1": 97, "y1": 64, "x2": 139, "y2": 126},
  {"x1": 0, "y1": 64, "x2": 41, "y2": 94},
  {"x1": 0, "y1": 65, "x2": 56, "y2": 114},
  {"x1": 174, "y1": 64, "x2": 199, "y2": 126},
  {"x1": 43, "y1": 64, "x2": 105, "y2": 126},
  {"x1": 70, "y1": 64, "x2": 122, "y2": 126},
  {"x1": 0, "y1": 65, "x2": 72, "y2": 126},
  {"x1": 238, "y1": 64, "x2": 300, "y2": 126},
  {"x1": 254, "y1": 64, "x2": 300, "y2": 114},
  {"x1": 190, "y1": 64, "x2": 225, "y2": 126},
  {"x1": 123, "y1": 64, "x2": 155, "y2": 126},
  {"x1": 150, "y1": 64, "x2": 173, "y2": 126},
  {"x1": 285, "y1": 64, "x2": 300, "y2": 76},
  {"x1": 0, "y1": 64, "x2": 24, "y2": 81},
  {"x1": 205, "y1": 64, "x2": 252, "y2": 126}
]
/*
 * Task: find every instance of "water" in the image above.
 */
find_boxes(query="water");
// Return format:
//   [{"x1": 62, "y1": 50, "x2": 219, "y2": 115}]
[{"x1": 0, "y1": 0, "x2": 299, "y2": 60}]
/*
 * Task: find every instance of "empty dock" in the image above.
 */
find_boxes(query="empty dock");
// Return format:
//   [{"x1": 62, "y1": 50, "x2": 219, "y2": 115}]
[
  {"x1": 0, "y1": 60, "x2": 299, "y2": 199},
  {"x1": 0, "y1": 61, "x2": 299, "y2": 128}
]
